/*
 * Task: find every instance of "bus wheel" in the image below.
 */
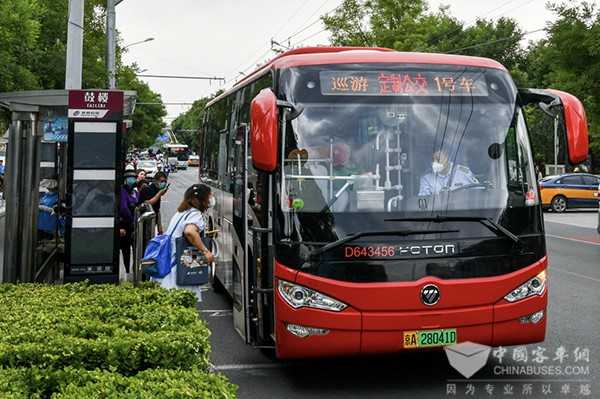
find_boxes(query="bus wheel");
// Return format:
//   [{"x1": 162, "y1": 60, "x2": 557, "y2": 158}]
[{"x1": 551, "y1": 195, "x2": 567, "y2": 213}]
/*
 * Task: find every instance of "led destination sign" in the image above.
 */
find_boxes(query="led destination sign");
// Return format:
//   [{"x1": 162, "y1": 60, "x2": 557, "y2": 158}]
[{"x1": 320, "y1": 71, "x2": 489, "y2": 97}]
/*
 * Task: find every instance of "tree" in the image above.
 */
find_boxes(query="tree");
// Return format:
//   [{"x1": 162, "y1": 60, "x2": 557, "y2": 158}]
[
  {"x1": 0, "y1": 0, "x2": 42, "y2": 93},
  {"x1": 170, "y1": 96, "x2": 216, "y2": 151},
  {"x1": 31, "y1": 0, "x2": 110, "y2": 90},
  {"x1": 525, "y1": 2, "x2": 600, "y2": 172},
  {"x1": 118, "y1": 66, "x2": 167, "y2": 149},
  {"x1": 0, "y1": 0, "x2": 166, "y2": 149},
  {"x1": 447, "y1": 18, "x2": 525, "y2": 72},
  {"x1": 321, "y1": 0, "x2": 462, "y2": 51},
  {"x1": 321, "y1": 0, "x2": 524, "y2": 73}
]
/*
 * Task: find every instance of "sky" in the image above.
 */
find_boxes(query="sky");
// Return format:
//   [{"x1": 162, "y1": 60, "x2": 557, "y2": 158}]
[{"x1": 116, "y1": 0, "x2": 577, "y2": 125}]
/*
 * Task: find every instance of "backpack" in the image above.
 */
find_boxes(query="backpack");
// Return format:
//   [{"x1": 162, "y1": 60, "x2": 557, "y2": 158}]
[
  {"x1": 139, "y1": 212, "x2": 191, "y2": 278},
  {"x1": 139, "y1": 234, "x2": 173, "y2": 278}
]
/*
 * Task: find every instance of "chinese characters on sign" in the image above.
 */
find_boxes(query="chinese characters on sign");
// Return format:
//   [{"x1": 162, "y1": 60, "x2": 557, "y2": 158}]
[
  {"x1": 446, "y1": 345, "x2": 592, "y2": 397},
  {"x1": 68, "y1": 90, "x2": 124, "y2": 120},
  {"x1": 320, "y1": 71, "x2": 489, "y2": 97}
]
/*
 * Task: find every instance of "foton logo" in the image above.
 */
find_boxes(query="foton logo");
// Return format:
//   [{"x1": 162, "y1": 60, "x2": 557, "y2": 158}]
[
  {"x1": 420, "y1": 284, "x2": 440, "y2": 306},
  {"x1": 397, "y1": 244, "x2": 456, "y2": 256}
]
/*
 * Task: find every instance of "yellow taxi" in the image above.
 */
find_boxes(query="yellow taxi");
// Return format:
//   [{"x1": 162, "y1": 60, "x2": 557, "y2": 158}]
[
  {"x1": 539, "y1": 172, "x2": 600, "y2": 212},
  {"x1": 188, "y1": 155, "x2": 199, "y2": 167}
]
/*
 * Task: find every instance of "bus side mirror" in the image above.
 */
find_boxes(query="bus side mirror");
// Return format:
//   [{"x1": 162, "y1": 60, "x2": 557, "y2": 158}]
[
  {"x1": 250, "y1": 89, "x2": 278, "y2": 172},
  {"x1": 547, "y1": 89, "x2": 589, "y2": 164}
]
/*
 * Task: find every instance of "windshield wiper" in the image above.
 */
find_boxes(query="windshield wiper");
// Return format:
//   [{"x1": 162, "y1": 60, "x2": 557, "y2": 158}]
[
  {"x1": 309, "y1": 228, "x2": 459, "y2": 259},
  {"x1": 384, "y1": 215, "x2": 526, "y2": 250}
]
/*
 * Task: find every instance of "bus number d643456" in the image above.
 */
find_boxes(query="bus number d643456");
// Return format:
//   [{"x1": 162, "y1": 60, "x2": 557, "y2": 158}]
[{"x1": 344, "y1": 245, "x2": 395, "y2": 258}]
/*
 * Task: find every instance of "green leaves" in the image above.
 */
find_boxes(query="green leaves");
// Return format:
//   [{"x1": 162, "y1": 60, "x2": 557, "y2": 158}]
[
  {"x1": 0, "y1": 282, "x2": 236, "y2": 398},
  {"x1": 0, "y1": 0, "x2": 167, "y2": 145}
]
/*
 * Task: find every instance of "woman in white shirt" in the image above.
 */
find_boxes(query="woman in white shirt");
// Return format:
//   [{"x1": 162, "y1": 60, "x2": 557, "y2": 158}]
[{"x1": 153, "y1": 183, "x2": 215, "y2": 301}]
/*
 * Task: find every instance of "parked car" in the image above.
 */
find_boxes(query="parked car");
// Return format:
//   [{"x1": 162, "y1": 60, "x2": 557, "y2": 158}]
[
  {"x1": 136, "y1": 160, "x2": 159, "y2": 179},
  {"x1": 539, "y1": 172, "x2": 600, "y2": 212},
  {"x1": 188, "y1": 155, "x2": 199, "y2": 167}
]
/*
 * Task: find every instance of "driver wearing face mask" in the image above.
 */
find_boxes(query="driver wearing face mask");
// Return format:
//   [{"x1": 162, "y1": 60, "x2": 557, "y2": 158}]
[{"x1": 419, "y1": 150, "x2": 478, "y2": 195}]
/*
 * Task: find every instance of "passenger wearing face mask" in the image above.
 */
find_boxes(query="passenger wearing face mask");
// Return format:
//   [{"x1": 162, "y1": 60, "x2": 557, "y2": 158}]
[
  {"x1": 119, "y1": 169, "x2": 140, "y2": 273},
  {"x1": 38, "y1": 175, "x2": 60, "y2": 241},
  {"x1": 419, "y1": 150, "x2": 478, "y2": 195},
  {"x1": 138, "y1": 171, "x2": 169, "y2": 234}
]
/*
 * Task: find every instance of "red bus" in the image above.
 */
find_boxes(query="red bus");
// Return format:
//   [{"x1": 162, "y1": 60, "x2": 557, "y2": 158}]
[{"x1": 200, "y1": 47, "x2": 588, "y2": 359}]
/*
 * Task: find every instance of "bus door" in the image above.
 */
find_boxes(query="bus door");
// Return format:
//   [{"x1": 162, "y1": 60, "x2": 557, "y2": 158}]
[{"x1": 231, "y1": 124, "x2": 252, "y2": 343}]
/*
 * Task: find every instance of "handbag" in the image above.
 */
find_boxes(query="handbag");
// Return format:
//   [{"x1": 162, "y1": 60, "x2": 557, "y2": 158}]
[{"x1": 175, "y1": 227, "x2": 212, "y2": 286}]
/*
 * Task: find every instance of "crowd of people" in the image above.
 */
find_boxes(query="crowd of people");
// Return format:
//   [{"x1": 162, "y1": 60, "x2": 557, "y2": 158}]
[{"x1": 118, "y1": 163, "x2": 215, "y2": 301}]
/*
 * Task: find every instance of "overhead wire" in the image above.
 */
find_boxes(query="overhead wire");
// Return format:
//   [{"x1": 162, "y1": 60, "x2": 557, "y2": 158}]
[
  {"x1": 424, "y1": 0, "x2": 538, "y2": 50},
  {"x1": 199, "y1": 0, "x2": 547, "y2": 112},
  {"x1": 206, "y1": 1, "x2": 346, "y2": 98}
]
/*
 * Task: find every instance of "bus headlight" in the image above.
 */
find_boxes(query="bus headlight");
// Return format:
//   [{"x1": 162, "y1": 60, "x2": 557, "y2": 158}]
[
  {"x1": 278, "y1": 280, "x2": 348, "y2": 312},
  {"x1": 504, "y1": 271, "x2": 547, "y2": 303}
]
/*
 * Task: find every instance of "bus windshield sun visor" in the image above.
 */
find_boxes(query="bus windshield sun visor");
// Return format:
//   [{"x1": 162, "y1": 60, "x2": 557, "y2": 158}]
[
  {"x1": 308, "y1": 228, "x2": 459, "y2": 261},
  {"x1": 384, "y1": 215, "x2": 526, "y2": 250}
]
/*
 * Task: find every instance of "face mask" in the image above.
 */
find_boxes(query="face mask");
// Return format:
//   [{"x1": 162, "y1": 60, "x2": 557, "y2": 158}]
[
  {"x1": 208, "y1": 195, "x2": 216, "y2": 208},
  {"x1": 432, "y1": 161, "x2": 445, "y2": 174},
  {"x1": 126, "y1": 177, "x2": 136, "y2": 186},
  {"x1": 157, "y1": 182, "x2": 167, "y2": 189}
]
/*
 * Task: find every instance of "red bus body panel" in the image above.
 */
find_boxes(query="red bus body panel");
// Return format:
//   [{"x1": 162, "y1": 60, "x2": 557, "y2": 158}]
[
  {"x1": 208, "y1": 47, "x2": 507, "y2": 107},
  {"x1": 274, "y1": 258, "x2": 547, "y2": 359},
  {"x1": 547, "y1": 89, "x2": 589, "y2": 164}
]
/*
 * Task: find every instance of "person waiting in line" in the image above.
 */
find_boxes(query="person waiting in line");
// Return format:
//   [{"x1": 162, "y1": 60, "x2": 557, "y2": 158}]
[
  {"x1": 138, "y1": 171, "x2": 169, "y2": 234},
  {"x1": 152, "y1": 183, "x2": 215, "y2": 301},
  {"x1": 38, "y1": 175, "x2": 60, "y2": 241},
  {"x1": 419, "y1": 150, "x2": 478, "y2": 195},
  {"x1": 134, "y1": 178, "x2": 150, "y2": 194},
  {"x1": 134, "y1": 169, "x2": 147, "y2": 193},
  {"x1": 119, "y1": 168, "x2": 139, "y2": 274},
  {"x1": 0, "y1": 159, "x2": 5, "y2": 193},
  {"x1": 136, "y1": 168, "x2": 146, "y2": 183}
]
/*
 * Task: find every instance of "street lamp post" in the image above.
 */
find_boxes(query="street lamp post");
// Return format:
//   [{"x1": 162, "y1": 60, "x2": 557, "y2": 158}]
[
  {"x1": 106, "y1": 0, "x2": 153, "y2": 89},
  {"x1": 106, "y1": 0, "x2": 117, "y2": 89},
  {"x1": 124, "y1": 37, "x2": 154, "y2": 49}
]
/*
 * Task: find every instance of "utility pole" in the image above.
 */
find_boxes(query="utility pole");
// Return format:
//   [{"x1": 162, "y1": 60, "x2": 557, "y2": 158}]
[
  {"x1": 106, "y1": 0, "x2": 117, "y2": 89},
  {"x1": 65, "y1": 0, "x2": 84, "y2": 89}
]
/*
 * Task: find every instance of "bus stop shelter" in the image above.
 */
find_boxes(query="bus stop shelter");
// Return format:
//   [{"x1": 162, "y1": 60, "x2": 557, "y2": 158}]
[{"x1": 0, "y1": 89, "x2": 136, "y2": 284}]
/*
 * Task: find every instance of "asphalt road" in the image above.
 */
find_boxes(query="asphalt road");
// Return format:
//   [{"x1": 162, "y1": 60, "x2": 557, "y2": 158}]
[
  {"x1": 155, "y1": 167, "x2": 597, "y2": 399},
  {"x1": 1, "y1": 168, "x2": 598, "y2": 398}
]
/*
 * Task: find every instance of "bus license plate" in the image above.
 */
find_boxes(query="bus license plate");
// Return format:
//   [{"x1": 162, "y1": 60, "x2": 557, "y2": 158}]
[{"x1": 403, "y1": 329, "x2": 457, "y2": 349}]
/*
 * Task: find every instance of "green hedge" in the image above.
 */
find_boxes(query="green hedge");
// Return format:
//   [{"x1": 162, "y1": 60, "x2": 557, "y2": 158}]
[{"x1": 0, "y1": 281, "x2": 237, "y2": 398}]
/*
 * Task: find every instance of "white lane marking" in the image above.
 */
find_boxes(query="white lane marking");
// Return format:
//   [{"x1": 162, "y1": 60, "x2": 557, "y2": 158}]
[
  {"x1": 198, "y1": 309, "x2": 233, "y2": 317},
  {"x1": 546, "y1": 233, "x2": 600, "y2": 246},
  {"x1": 544, "y1": 219, "x2": 597, "y2": 229},
  {"x1": 548, "y1": 267, "x2": 600, "y2": 283}
]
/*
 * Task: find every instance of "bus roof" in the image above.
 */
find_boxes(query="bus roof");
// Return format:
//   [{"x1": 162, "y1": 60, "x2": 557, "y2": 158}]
[{"x1": 207, "y1": 46, "x2": 508, "y2": 107}]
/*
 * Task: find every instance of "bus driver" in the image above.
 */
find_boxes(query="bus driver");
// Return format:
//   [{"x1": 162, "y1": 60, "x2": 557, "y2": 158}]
[{"x1": 419, "y1": 150, "x2": 478, "y2": 195}]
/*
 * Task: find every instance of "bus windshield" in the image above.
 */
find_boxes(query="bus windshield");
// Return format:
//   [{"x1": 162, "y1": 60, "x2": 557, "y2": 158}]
[
  {"x1": 165, "y1": 145, "x2": 190, "y2": 160},
  {"x1": 280, "y1": 64, "x2": 537, "y2": 216},
  {"x1": 164, "y1": 144, "x2": 190, "y2": 169}
]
